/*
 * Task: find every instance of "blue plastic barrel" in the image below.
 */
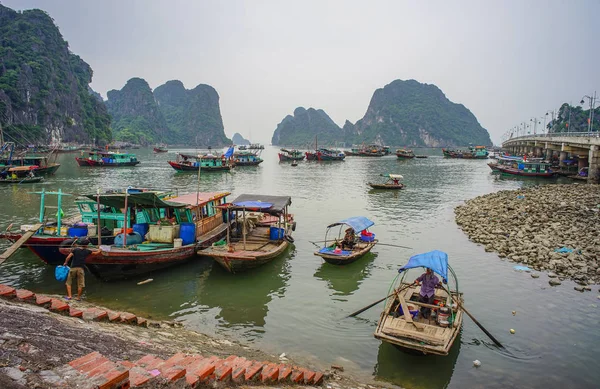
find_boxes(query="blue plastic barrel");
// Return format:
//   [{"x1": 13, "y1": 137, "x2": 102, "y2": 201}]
[
  {"x1": 68, "y1": 226, "x2": 88, "y2": 238},
  {"x1": 179, "y1": 223, "x2": 196, "y2": 245},
  {"x1": 269, "y1": 226, "x2": 285, "y2": 240},
  {"x1": 132, "y1": 223, "x2": 149, "y2": 238},
  {"x1": 114, "y1": 232, "x2": 143, "y2": 246}
]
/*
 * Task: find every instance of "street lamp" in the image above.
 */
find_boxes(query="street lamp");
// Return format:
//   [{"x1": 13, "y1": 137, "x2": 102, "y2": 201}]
[{"x1": 581, "y1": 91, "x2": 597, "y2": 135}]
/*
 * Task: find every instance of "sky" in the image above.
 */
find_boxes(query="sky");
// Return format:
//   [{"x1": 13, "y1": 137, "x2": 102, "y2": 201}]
[{"x1": 3, "y1": 0, "x2": 600, "y2": 145}]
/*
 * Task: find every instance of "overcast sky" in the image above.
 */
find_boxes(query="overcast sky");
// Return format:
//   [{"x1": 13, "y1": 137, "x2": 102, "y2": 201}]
[{"x1": 4, "y1": 0, "x2": 600, "y2": 145}]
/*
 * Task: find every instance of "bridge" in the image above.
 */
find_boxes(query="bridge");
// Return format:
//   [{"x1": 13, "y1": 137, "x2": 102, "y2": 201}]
[{"x1": 502, "y1": 132, "x2": 600, "y2": 183}]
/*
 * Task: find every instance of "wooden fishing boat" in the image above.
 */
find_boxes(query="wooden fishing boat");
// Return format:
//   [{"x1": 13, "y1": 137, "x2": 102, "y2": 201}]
[
  {"x1": 168, "y1": 152, "x2": 232, "y2": 172},
  {"x1": 234, "y1": 150, "x2": 263, "y2": 166},
  {"x1": 495, "y1": 160, "x2": 556, "y2": 178},
  {"x1": 0, "y1": 176, "x2": 44, "y2": 184},
  {"x1": 396, "y1": 149, "x2": 415, "y2": 159},
  {"x1": 278, "y1": 148, "x2": 305, "y2": 161},
  {"x1": 153, "y1": 145, "x2": 168, "y2": 153},
  {"x1": 368, "y1": 174, "x2": 404, "y2": 190},
  {"x1": 344, "y1": 145, "x2": 385, "y2": 157},
  {"x1": 0, "y1": 142, "x2": 61, "y2": 175},
  {"x1": 0, "y1": 189, "x2": 117, "y2": 266},
  {"x1": 76, "y1": 151, "x2": 140, "y2": 167},
  {"x1": 59, "y1": 190, "x2": 231, "y2": 280},
  {"x1": 442, "y1": 145, "x2": 488, "y2": 159},
  {"x1": 199, "y1": 194, "x2": 295, "y2": 273},
  {"x1": 314, "y1": 216, "x2": 378, "y2": 265},
  {"x1": 415, "y1": 155, "x2": 428, "y2": 159},
  {"x1": 374, "y1": 250, "x2": 464, "y2": 356}
]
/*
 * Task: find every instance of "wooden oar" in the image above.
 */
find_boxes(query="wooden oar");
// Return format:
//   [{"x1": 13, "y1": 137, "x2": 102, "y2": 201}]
[
  {"x1": 346, "y1": 284, "x2": 412, "y2": 318},
  {"x1": 442, "y1": 286, "x2": 504, "y2": 348}
]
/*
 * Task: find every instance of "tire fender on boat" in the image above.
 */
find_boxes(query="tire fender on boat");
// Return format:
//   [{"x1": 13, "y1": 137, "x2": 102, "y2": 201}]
[
  {"x1": 285, "y1": 235, "x2": 295, "y2": 243},
  {"x1": 291, "y1": 221, "x2": 297, "y2": 232}
]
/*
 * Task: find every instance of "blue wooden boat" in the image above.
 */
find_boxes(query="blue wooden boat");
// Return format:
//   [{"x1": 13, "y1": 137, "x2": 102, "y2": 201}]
[{"x1": 314, "y1": 216, "x2": 378, "y2": 265}]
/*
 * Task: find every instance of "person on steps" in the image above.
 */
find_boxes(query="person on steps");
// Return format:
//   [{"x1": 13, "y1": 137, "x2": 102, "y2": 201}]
[{"x1": 63, "y1": 238, "x2": 100, "y2": 301}]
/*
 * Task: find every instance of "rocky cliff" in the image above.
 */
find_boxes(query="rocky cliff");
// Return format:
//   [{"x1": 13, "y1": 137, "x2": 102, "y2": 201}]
[
  {"x1": 0, "y1": 4, "x2": 111, "y2": 145},
  {"x1": 271, "y1": 107, "x2": 343, "y2": 146},
  {"x1": 105, "y1": 78, "x2": 168, "y2": 145},
  {"x1": 232, "y1": 133, "x2": 250, "y2": 145},
  {"x1": 153, "y1": 80, "x2": 230, "y2": 146},
  {"x1": 344, "y1": 79, "x2": 491, "y2": 147}
]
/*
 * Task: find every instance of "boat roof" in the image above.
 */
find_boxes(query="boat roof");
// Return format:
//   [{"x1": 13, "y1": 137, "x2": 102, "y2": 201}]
[
  {"x1": 90, "y1": 151, "x2": 136, "y2": 157},
  {"x1": 8, "y1": 165, "x2": 39, "y2": 171},
  {"x1": 398, "y1": 250, "x2": 448, "y2": 282},
  {"x1": 228, "y1": 194, "x2": 292, "y2": 215},
  {"x1": 84, "y1": 191, "x2": 187, "y2": 209},
  {"x1": 382, "y1": 174, "x2": 403, "y2": 179},
  {"x1": 169, "y1": 191, "x2": 230, "y2": 207},
  {"x1": 327, "y1": 216, "x2": 374, "y2": 232}
]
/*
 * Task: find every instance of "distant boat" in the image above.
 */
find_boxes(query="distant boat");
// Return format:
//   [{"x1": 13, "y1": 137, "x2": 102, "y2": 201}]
[
  {"x1": 368, "y1": 174, "x2": 405, "y2": 190},
  {"x1": 234, "y1": 150, "x2": 263, "y2": 166},
  {"x1": 278, "y1": 148, "x2": 305, "y2": 161},
  {"x1": 153, "y1": 145, "x2": 168, "y2": 153},
  {"x1": 442, "y1": 145, "x2": 488, "y2": 159},
  {"x1": 76, "y1": 151, "x2": 140, "y2": 167},
  {"x1": 396, "y1": 149, "x2": 415, "y2": 159},
  {"x1": 248, "y1": 143, "x2": 264, "y2": 150},
  {"x1": 167, "y1": 153, "x2": 231, "y2": 172}
]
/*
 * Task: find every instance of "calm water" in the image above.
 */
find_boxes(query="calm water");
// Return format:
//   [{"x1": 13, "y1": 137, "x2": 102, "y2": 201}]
[{"x1": 0, "y1": 147, "x2": 598, "y2": 389}]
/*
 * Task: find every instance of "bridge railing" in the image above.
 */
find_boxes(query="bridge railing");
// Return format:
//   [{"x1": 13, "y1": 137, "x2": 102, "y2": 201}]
[{"x1": 505, "y1": 131, "x2": 599, "y2": 142}]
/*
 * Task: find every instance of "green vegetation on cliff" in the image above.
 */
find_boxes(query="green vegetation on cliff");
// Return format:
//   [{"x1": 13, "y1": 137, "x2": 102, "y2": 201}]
[
  {"x1": 105, "y1": 78, "x2": 168, "y2": 145},
  {"x1": 271, "y1": 107, "x2": 342, "y2": 146},
  {"x1": 153, "y1": 80, "x2": 230, "y2": 146},
  {"x1": 0, "y1": 4, "x2": 111, "y2": 144},
  {"x1": 550, "y1": 103, "x2": 599, "y2": 134},
  {"x1": 345, "y1": 79, "x2": 491, "y2": 147}
]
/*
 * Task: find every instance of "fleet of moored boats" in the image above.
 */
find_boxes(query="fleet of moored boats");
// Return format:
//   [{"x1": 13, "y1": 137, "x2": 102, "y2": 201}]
[{"x1": 0, "y1": 140, "x2": 575, "y2": 355}]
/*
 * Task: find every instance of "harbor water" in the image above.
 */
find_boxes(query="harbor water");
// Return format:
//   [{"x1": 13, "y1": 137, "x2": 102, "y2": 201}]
[{"x1": 0, "y1": 147, "x2": 598, "y2": 389}]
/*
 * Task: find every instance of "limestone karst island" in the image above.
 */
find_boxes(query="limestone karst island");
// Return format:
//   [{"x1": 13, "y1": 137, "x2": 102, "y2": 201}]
[{"x1": 0, "y1": 2, "x2": 599, "y2": 389}]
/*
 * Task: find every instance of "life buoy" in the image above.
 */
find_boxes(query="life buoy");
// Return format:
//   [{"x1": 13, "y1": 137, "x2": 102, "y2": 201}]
[{"x1": 285, "y1": 235, "x2": 295, "y2": 243}]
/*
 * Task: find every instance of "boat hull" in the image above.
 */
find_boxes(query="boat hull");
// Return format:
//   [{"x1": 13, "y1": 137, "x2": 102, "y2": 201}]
[
  {"x1": 153, "y1": 148, "x2": 168, "y2": 153},
  {"x1": 202, "y1": 239, "x2": 290, "y2": 273},
  {"x1": 0, "y1": 233, "x2": 115, "y2": 266},
  {"x1": 235, "y1": 160, "x2": 263, "y2": 166},
  {"x1": 496, "y1": 166, "x2": 556, "y2": 177},
  {"x1": 168, "y1": 161, "x2": 231, "y2": 172},
  {"x1": 278, "y1": 154, "x2": 305, "y2": 161},
  {"x1": 0, "y1": 177, "x2": 44, "y2": 184},
  {"x1": 76, "y1": 158, "x2": 140, "y2": 167},
  {"x1": 314, "y1": 241, "x2": 377, "y2": 265},
  {"x1": 368, "y1": 183, "x2": 404, "y2": 190}
]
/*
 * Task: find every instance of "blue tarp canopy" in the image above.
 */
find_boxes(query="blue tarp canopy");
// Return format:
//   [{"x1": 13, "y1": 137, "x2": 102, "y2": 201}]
[
  {"x1": 327, "y1": 216, "x2": 374, "y2": 232},
  {"x1": 398, "y1": 250, "x2": 448, "y2": 283},
  {"x1": 224, "y1": 146, "x2": 235, "y2": 158},
  {"x1": 233, "y1": 201, "x2": 273, "y2": 210}
]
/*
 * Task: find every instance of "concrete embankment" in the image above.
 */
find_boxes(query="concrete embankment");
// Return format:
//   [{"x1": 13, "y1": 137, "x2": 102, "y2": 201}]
[
  {"x1": 455, "y1": 184, "x2": 600, "y2": 287},
  {"x1": 0, "y1": 284, "x2": 394, "y2": 388}
]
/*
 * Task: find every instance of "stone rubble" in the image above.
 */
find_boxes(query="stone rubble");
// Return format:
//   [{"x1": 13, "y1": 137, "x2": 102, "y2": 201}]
[{"x1": 455, "y1": 184, "x2": 600, "y2": 286}]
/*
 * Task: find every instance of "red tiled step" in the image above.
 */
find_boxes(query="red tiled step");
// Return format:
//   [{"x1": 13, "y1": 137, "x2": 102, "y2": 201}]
[
  {"x1": 313, "y1": 371, "x2": 324, "y2": 385},
  {"x1": 231, "y1": 359, "x2": 252, "y2": 383},
  {"x1": 35, "y1": 295, "x2": 52, "y2": 306},
  {"x1": 127, "y1": 366, "x2": 153, "y2": 387},
  {"x1": 15, "y1": 289, "x2": 35, "y2": 300},
  {"x1": 244, "y1": 361, "x2": 264, "y2": 381},
  {"x1": 290, "y1": 368, "x2": 304, "y2": 383},
  {"x1": 50, "y1": 298, "x2": 69, "y2": 312},
  {"x1": 303, "y1": 368, "x2": 317, "y2": 384},
  {"x1": 136, "y1": 317, "x2": 147, "y2": 327},
  {"x1": 260, "y1": 362, "x2": 279, "y2": 383},
  {"x1": 83, "y1": 308, "x2": 108, "y2": 321},
  {"x1": 69, "y1": 352, "x2": 102, "y2": 369},
  {"x1": 120, "y1": 312, "x2": 136, "y2": 323},
  {"x1": 278, "y1": 364, "x2": 293, "y2": 382},
  {"x1": 107, "y1": 311, "x2": 121, "y2": 322},
  {"x1": 159, "y1": 352, "x2": 187, "y2": 370},
  {"x1": 69, "y1": 306, "x2": 83, "y2": 318},
  {"x1": 135, "y1": 355, "x2": 165, "y2": 371},
  {"x1": 95, "y1": 365, "x2": 129, "y2": 389},
  {"x1": 0, "y1": 284, "x2": 16, "y2": 297}
]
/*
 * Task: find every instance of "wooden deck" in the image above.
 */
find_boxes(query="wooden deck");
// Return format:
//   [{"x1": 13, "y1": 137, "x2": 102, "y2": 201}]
[{"x1": 374, "y1": 284, "x2": 463, "y2": 355}]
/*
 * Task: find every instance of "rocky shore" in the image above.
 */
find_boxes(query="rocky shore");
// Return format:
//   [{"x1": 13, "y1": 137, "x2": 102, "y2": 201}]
[{"x1": 455, "y1": 184, "x2": 600, "y2": 286}]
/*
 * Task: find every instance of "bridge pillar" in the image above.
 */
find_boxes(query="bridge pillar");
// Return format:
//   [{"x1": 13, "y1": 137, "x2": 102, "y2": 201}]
[
  {"x1": 589, "y1": 145, "x2": 599, "y2": 184},
  {"x1": 559, "y1": 151, "x2": 568, "y2": 168}
]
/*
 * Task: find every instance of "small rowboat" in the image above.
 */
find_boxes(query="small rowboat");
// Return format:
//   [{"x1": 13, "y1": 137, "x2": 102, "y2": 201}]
[
  {"x1": 314, "y1": 216, "x2": 377, "y2": 265},
  {"x1": 368, "y1": 183, "x2": 404, "y2": 190},
  {"x1": 374, "y1": 250, "x2": 464, "y2": 356},
  {"x1": 368, "y1": 173, "x2": 404, "y2": 190}
]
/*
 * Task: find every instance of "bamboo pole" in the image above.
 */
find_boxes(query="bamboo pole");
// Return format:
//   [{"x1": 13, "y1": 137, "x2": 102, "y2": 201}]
[
  {"x1": 242, "y1": 207, "x2": 246, "y2": 250},
  {"x1": 123, "y1": 188, "x2": 128, "y2": 246},
  {"x1": 96, "y1": 188, "x2": 101, "y2": 246}
]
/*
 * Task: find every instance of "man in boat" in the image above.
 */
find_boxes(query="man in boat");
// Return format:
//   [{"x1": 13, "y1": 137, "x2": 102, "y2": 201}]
[
  {"x1": 63, "y1": 238, "x2": 101, "y2": 301},
  {"x1": 414, "y1": 268, "x2": 441, "y2": 319},
  {"x1": 340, "y1": 228, "x2": 356, "y2": 250},
  {"x1": 392, "y1": 178, "x2": 399, "y2": 185}
]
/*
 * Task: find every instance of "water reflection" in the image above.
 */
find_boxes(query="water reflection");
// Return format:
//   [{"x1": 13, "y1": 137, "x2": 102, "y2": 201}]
[
  {"x1": 313, "y1": 252, "x2": 377, "y2": 297},
  {"x1": 177, "y1": 247, "x2": 293, "y2": 339},
  {"x1": 374, "y1": 332, "x2": 461, "y2": 389}
]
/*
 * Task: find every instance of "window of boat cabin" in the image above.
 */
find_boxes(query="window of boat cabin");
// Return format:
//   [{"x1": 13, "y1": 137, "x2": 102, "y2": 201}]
[{"x1": 174, "y1": 208, "x2": 192, "y2": 223}]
